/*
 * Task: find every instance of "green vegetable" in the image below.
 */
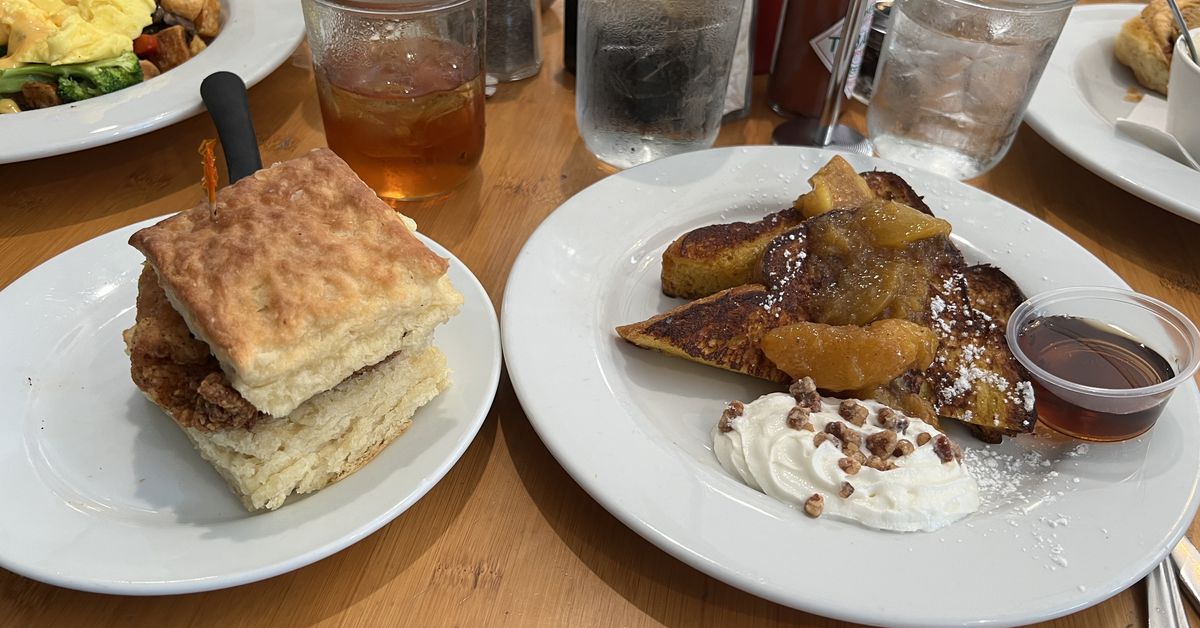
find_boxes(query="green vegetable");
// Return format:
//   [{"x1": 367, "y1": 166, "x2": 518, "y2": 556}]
[{"x1": 0, "y1": 51, "x2": 143, "y2": 102}]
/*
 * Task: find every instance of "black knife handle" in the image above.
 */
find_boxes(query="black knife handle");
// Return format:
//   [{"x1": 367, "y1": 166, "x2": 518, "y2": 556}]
[{"x1": 200, "y1": 72, "x2": 262, "y2": 183}]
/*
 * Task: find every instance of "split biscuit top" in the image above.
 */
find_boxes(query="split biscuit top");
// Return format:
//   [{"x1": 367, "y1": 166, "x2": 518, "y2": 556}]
[{"x1": 129, "y1": 148, "x2": 463, "y2": 418}]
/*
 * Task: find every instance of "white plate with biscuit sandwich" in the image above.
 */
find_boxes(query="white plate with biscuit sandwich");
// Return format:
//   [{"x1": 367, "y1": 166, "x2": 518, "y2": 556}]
[
  {"x1": 0, "y1": 149, "x2": 501, "y2": 594},
  {"x1": 1026, "y1": 2, "x2": 1200, "y2": 223},
  {"x1": 503, "y1": 146, "x2": 1200, "y2": 627}
]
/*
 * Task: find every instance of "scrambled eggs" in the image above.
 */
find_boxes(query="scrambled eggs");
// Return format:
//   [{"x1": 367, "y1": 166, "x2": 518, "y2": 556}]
[{"x1": 0, "y1": 0, "x2": 155, "y2": 69}]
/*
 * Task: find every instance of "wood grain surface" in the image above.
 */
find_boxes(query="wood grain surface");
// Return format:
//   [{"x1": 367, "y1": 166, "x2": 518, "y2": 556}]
[{"x1": 3, "y1": 1, "x2": 1198, "y2": 626}]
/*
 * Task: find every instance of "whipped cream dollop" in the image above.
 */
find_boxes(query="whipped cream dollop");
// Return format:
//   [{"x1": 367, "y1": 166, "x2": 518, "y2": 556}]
[{"x1": 712, "y1": 392, "x2": 980, "y2": 532}]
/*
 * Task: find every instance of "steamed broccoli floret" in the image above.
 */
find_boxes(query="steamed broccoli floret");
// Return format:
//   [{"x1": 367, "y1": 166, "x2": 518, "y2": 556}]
[
  {"x1": 0, "y1": 64, "x2": 51, "y2": 94},
  {"x1": 0, "y1": 52, "x2": 143, "y2": 102}
]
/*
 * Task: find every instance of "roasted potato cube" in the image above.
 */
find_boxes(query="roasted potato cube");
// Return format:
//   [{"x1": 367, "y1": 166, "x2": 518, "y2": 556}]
[
  {"x1": 162, "y1": 0, "x2": 205, "y2": 20},
  {"x1": 20, "y1": 81, "x2": 61, "y2": 109},
  {"x1": 153, "y1": 25, "x2": 192, "y2": 72},
  {"x1": 195, "y1": 0, "x2": 221, "y2": 38},
  {"x1": 139, "y1": 59, "x2": 161, "y2": 79},
  {"x1": 189, "y1": 35, "x2": 208, "y2": 56}
]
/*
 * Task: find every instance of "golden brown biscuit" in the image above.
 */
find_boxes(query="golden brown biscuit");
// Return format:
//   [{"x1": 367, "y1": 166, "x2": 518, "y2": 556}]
[
  {"x1": 1114, "y1": 0, "x2": 1200, "y2": 95},
  {"x1": 129, "y1": 148, "x2": 462, "y2": 417}
]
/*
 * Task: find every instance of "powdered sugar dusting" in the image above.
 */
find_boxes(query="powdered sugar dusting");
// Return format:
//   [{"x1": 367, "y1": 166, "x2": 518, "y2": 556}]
[
  {"x1": 963, "y1": 440, "x2": 1092, "y2": 571},
  {"x1": 761, "y1": 232, "x2": 804, "y2": 318},
  {"x1": 928, "y1": 271, "x2": 1037, "y2": 428}
]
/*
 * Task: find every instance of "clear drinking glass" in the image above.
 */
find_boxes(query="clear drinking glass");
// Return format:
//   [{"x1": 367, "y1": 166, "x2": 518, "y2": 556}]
[
  {"x1": 485, "y1": 0, "x2": 543, "y2": 81},
  {"x1": 576, "y1": 0, "x2": 747, "y2": 169},
  {"x1": 302, "y1": 0, "x2": 486, "y2": 202},
  {"x1": 867, "y1": 0, "x2": 1074, "y2": 180}
]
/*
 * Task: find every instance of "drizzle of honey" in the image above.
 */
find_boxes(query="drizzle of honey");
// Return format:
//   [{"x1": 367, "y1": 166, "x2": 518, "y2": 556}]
[{"x1": 1017, "y1": 315, "x2": 1175, "y2": 441}]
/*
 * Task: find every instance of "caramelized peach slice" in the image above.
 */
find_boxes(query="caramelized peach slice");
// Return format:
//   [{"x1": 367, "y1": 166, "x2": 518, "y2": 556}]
[
  {"x1": 783, "y1": 202, "x2": 956, "y2": 326},
  {"x1": 795, "y1": 156, "x2": 875, "y2": 218},
  {"x1": 858, "y1": 200, "x2": 951, "y2": 248},
  {"x1": 761, "y1": 319, "x2": 939, "y2": 391}
]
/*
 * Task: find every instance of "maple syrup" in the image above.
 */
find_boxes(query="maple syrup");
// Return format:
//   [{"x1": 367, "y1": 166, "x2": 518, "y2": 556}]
[{"x1": 1017, "y1": 315, "x2": 1176, "y2": 442}]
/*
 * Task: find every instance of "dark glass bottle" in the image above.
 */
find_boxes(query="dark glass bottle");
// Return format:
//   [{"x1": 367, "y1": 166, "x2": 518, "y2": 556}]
[
  {"x1": 564, "y1": 0, "x2": 577, "y2": 74},
  {"x1": 767, "y1": 0, "x2": 850, "y2": 117}
]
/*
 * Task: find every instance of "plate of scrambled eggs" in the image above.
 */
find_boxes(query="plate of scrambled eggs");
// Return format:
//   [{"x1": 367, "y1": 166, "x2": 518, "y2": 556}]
[{"x1": 0, "y1": 0, "x2": 304, "y2": 163}]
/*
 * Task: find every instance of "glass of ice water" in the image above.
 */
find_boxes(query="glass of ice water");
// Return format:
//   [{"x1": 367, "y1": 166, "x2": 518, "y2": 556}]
[
  {"x1": 867, "y1": 0, "x2": 1074, "y2": 180},
  {"x1": 576, "y1": 0, "x2": 746, "y2": 169}
]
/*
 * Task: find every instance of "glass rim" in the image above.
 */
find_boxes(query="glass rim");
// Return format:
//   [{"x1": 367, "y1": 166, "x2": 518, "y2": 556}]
[
  {"x1": 1005, "y1": 286, "x2": 1200, "y2": 399},
  {"x1": 307, "y1": 0, "x2": 475, "y2": 16},
  {"x1": 921, "y1": 0, "x2": 1076, "y2": 13}
]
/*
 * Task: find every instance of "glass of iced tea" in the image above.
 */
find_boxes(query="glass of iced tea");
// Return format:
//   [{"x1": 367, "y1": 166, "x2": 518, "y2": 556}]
[{"x1": 302, "y1": 0, "x2": 485, "y2": 201}]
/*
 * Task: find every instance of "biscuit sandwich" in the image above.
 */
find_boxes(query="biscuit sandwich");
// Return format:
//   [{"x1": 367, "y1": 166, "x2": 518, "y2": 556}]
[{"x1": 124, "y1": 148, "x2": 463, "y2": 511}]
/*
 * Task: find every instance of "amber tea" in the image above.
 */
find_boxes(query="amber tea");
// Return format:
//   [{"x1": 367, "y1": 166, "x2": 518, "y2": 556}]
[{"x1": 316, "y1": 38, "x2": 485, "y2": 201}]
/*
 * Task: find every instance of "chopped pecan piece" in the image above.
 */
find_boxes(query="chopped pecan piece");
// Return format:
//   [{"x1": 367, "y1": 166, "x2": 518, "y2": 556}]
[
  {"x1": 850, "y1": 450, "x2": 867, "y2": 465},
  {"x1": 865, "y1": 429, "x2": 898, "y2": 458},
  {"x1": 893, "y1": 439, "x2": 915, "y2": 457},
  {"x1": 804, "y1": 493, "x2": 824, "y2": 518},
  {"x1": 838, "y1": 400, "x2": 869, "y2": 426},
  {"x1": 843, "y1": 441, "x2": 860, "y2": 456},
  {"x1": 865, "y1": 456, "x2": 897, "y2": 471},
  {"x1": 813, "y1": 432, "x2": 842, "y2": 450},
  {"x1": 839, "y1": 482, "x2": 855, "y2": 498},
  {"x1": 718, "y1": 400, "x2": 744, "y2": 433},
  {"x1": 789, "y1": 377, "x2": 822, "y2": 411},
  {"x1": 916, "y1": 432, "x2": 932, "y2": 446},
  {"x1": 825, "y1": 420, "x2": 862, "y2": 447},
  {"x1": 786, "y1": 405, "x2": 812, "y2": 430},
  {"x1": 838, "y1": 457, "x2": 861, "y2": 475},
  {"x1": 822, "y1": 420, "x2": 857, "y2": 444},
  {"x1": 877, "y1": 407, "x2": 909, "y2": 434},
  {"x1": 932, "y1": 434, "x2": 955, "y2": 463},
  {"x1": 790, "y1": 376, "x2": 817, "y2": 396}
]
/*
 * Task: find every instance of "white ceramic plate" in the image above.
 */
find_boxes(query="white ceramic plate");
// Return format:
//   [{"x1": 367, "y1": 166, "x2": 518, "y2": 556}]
[
  {"x1": 1026, "y1": 4, "x2": 1200, "y2": 222},
  {"x1": 0, "y1": 0, "x2": 305, "y2": 164},
  {"x1": 502, "y1": 146, "x2": 1200, "y2": 627},
  {"x1": 0, "y1": 219, "x2": 501, "y2": 594}
]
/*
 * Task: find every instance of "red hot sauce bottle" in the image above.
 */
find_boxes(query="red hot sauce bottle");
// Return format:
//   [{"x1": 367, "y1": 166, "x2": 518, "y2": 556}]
[{"x1": 767, "y1": 0, "x2": 853, "y2": 118}]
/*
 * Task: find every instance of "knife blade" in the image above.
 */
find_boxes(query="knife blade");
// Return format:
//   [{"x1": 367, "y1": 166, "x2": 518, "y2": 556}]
[{"x1": 1172, "y1": 536, "x2": 1200, "y2": 613}]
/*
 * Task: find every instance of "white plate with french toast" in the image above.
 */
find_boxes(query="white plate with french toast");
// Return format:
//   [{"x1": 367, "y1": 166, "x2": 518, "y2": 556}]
[
  {"x1": 0, "y1": 212, "x2": 501, "y2": 595},
  {"x1": 1026, "y1": 3, "x2": 1200, "y2": 223},
  {"x1": 502, "y1": 146, "x2": 1200, "y2": 627}
]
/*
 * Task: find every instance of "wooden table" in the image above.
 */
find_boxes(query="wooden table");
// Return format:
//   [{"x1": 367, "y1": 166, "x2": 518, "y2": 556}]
[{"x1": 3, "y1": 1, "x2": 1199, "y2": 626}]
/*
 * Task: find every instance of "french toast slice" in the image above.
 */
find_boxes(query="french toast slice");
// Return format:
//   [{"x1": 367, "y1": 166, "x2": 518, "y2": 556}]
[
  {"x1": 754, "y1": 206, "x2": 959, "y2": 327},
  {"x1": 615, "y1": 285, "x2": 798, "y2": 383},
  {"x1": 620, "y1": 207, "x2": 960, "y2": 389},
  {"x1": 660, "y1": 208, "x2": 805, "y2": 300},
  {"x1": 930, "y1": 264, "x2": 1036, "y2": 442},
  {"x1": 660, "y1": 169, "x2": 933, "y2": 299},
  {"x1": 619, "y1": 206, "x2": 1037, "y2": 439}
]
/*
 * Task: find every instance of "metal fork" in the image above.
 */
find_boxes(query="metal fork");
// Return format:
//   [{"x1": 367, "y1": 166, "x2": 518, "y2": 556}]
[
  {"x1": 1148, "y1": 555, "x2": 1190, "y2": 628},
  {"x1": 1166, "y1": 0, "x2": 1198, "y2": 64}
]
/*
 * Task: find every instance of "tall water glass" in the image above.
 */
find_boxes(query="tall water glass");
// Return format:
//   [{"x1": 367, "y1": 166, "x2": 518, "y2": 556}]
[
  {"x1": 867, "y1": 0, "x2": 1073, "y2": 180},
  {"x1": 576, "y1": 0, "x2": 746, "y2": 169}
]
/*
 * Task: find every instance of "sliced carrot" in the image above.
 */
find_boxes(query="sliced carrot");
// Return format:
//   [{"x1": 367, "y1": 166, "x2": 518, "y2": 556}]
[{"x1": 199, "y1": 139, "x2": 218, "y2": 212}]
